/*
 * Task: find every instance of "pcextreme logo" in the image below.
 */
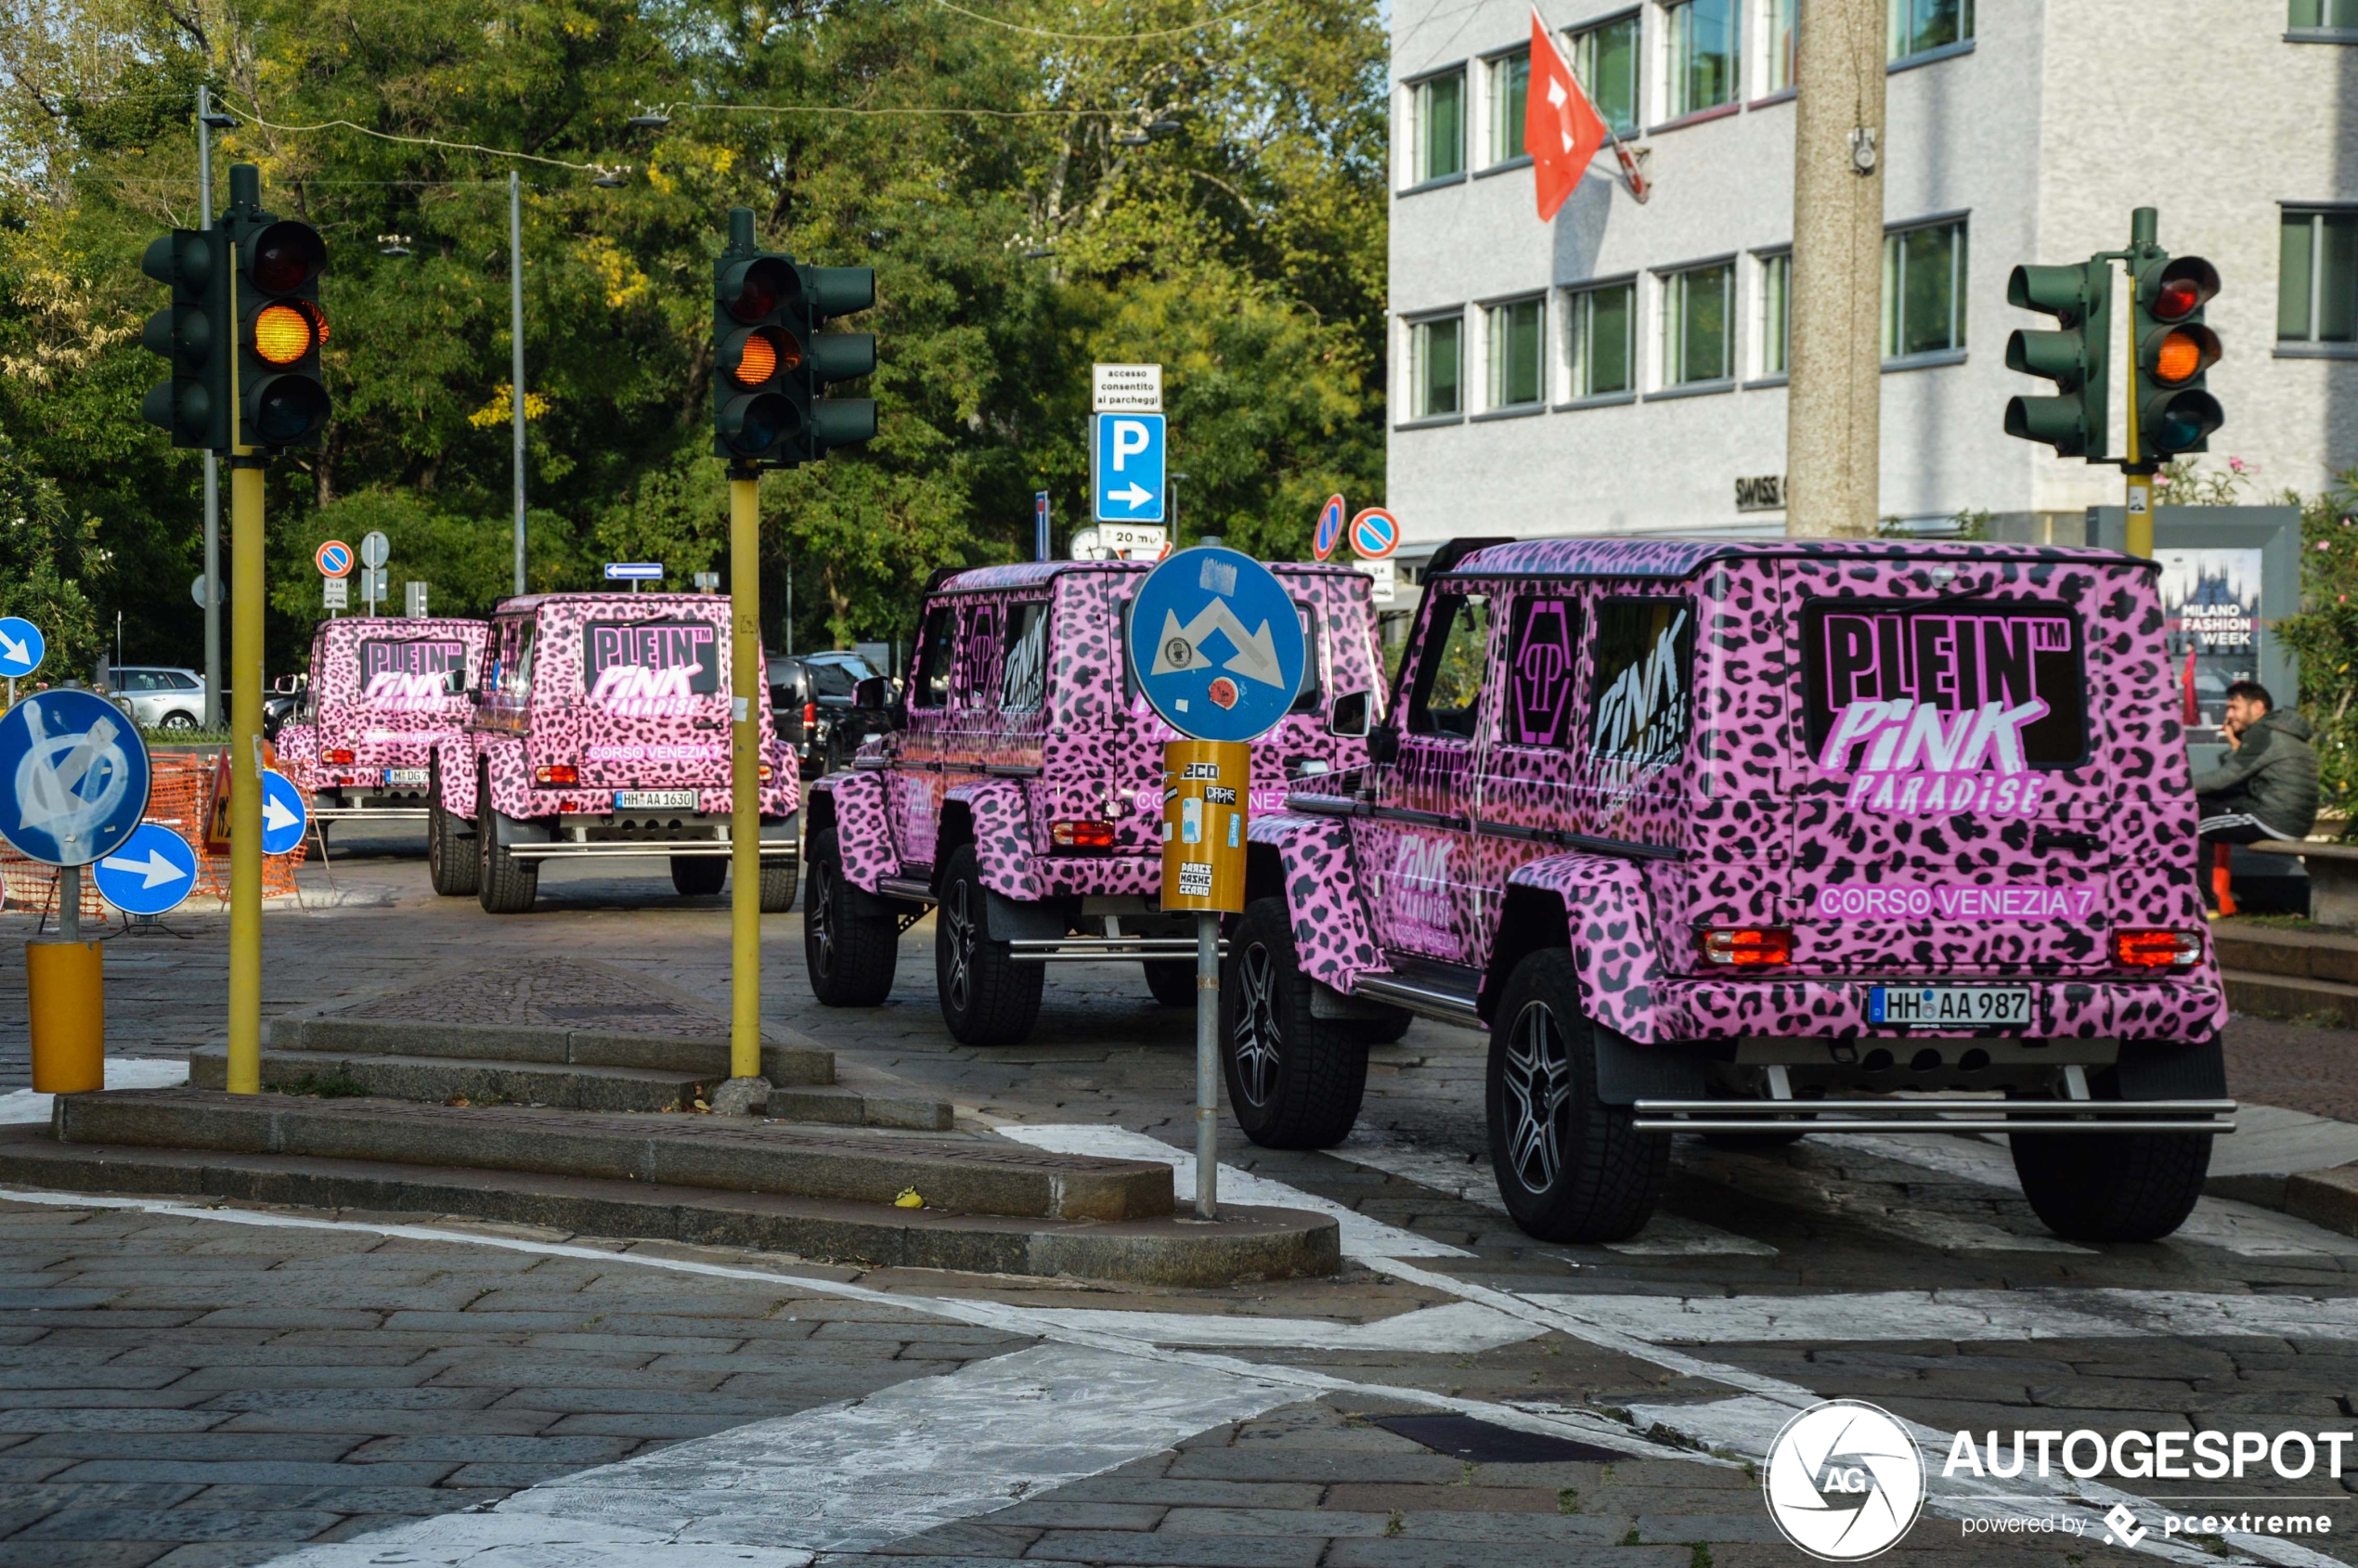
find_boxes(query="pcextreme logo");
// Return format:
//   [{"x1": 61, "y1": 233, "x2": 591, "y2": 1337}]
[{"x1": 1761, "y1": 1400, "x2": 1926, "y2": 1562}]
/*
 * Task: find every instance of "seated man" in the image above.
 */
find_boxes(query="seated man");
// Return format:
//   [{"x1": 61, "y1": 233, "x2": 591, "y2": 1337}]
[{"x1": 2192, "y1": 682, "x2": 2320, "y2": 900}]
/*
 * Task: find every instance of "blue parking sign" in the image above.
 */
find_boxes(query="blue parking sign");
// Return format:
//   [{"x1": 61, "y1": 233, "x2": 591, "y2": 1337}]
[
  {"x1": 1126, "y1": 546, "x2": 1307, "y2": 744},
  {"x1": 0, "y1": 688, "x2": 151, "y2": 866},
  {"x1": 1092, "y1": 413, "x2": 1166, "y2": 524}
]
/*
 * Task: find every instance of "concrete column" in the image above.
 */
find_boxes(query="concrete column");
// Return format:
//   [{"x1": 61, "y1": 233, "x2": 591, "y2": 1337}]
[{"x1": 1784, "y1": 0, "x2": 1885, "y2": 538}]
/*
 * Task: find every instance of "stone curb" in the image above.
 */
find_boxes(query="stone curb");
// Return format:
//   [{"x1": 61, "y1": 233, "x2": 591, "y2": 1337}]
[
  {"x1": 0, "y1": 1128, "x2": 1341, "y2": 1286},
  {"x1": 2205, "y1": 1163, "x2": 2358, "y2": 1238},
  {"x1": 262, "y1": 1017, "x2": 835, "y2": 1087},
  {"x1": 55, "y1": 1089, "x2": 1170, "y2": 1222}
]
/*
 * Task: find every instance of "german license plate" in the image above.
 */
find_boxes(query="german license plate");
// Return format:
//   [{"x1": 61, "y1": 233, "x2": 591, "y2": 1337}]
[
  {"x1": 382, "y1": 768, "x2": 428, "y2": 788},
  {"x1": 615, "y1": 789, "x2": 697, "y2": 810},
  {"x1": 1869, "y1": 986, "x2": 2032, "y2": 1026}
]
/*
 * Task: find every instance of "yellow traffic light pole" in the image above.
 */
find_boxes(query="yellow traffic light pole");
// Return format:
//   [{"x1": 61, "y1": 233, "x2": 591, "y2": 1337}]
[
  {"x1": 2124, "y1": 286, "x2": 2154, "y2": 561},
  {"x1": 227, "y1": 249, "x2": 264, "y2": 1095},
  {"x1": 727, "y1": 471, "x2": 763, "y2": 1087}
]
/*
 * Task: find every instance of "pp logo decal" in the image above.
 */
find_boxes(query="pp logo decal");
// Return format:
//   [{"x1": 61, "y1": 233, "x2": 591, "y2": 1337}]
[{"x1": 1762, "y1": 1400, "x2": 1924, "y2": 1561}]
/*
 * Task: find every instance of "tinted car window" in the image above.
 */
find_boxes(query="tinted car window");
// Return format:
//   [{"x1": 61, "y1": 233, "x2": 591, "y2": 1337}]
[
  {"x1": 1501, "y1": 594, "x2": 1583, "y2": 749},
  {"x1": 168, "y1": 672, "x2": 201, "y2": 691},
  {"x1": 1406, "y1": 590, "x2": 1492, "y2": 739},
  {"x1": 808, "y1": 658, "x2": 875, "y2": 699},
  {"x1": 1001, "y1": 602, "x2": 1049, "y2": 711},
  {"x1": 583, "y1": 620, "x2": 718, "y2": 698},
  {"x1": 1590, "y1": 597, "x2": 1692, "y2": 771},
  {"x1": 1802, "y1": 601, "x2": 2087, "y2": 768},
  {"x1": 1288, "y1": 603, "x2": 1321, "y2": 714},
  {"x1": 910, "y1": 606, "x2": 956, "y2": 708}
]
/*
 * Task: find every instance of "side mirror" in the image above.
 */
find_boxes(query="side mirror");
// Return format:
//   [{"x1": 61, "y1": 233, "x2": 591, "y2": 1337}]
[
  {"x1": 1330, "y1": 691, "x2": 1371, "y2": 738},
  {"x1": 852, "y1": 676, "x2": 892, "y2": 712},
  {"x1": 1366, "y1": 723, "x2": 1399, "y2": 765}
]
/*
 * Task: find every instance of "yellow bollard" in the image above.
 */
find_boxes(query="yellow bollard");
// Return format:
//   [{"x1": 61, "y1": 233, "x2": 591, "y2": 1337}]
[{"x1": 27, "y1": 940, "x2": 103, "y2": 1094}]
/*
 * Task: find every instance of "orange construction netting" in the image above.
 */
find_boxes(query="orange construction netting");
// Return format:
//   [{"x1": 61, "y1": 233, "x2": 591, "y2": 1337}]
[{"x1": 0, "y1": 750, "x2": 306, "y2": 923}]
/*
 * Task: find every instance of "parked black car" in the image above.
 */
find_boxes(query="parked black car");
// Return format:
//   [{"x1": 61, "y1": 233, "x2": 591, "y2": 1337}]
[{"x1": 766, "y1": 651, "x2": 888, "y2": 778}]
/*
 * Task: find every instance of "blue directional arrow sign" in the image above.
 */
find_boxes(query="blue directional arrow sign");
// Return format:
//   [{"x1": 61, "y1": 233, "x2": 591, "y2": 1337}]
[
  {"x1": 260, "y1": 769, "x2": 308, "y2": 856},
  {"x1": 1127, "y1": 546, "x2": 1307, "y2": 744},
  {"x1": 0, "y1": 617, "x2": 45, "y2": 680},
  {"x1": 0, "y1": 688, "x2": 151, "y2": 867},
  {"x1": 1092, "y1": 413, "x2": 1166, "y2": 525},
  {"x1": 93, "y1": 823, "x2": 199, "y2": 916}
]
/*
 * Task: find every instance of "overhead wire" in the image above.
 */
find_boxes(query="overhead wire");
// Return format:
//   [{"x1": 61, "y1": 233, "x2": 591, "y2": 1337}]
[{"x1": 924, "y1": 0, "x2": 1281, "y2": 43}]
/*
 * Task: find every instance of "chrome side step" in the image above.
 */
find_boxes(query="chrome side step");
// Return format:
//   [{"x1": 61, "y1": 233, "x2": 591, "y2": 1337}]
[
  {"x1": 1351, "y1": 974, "x2": 1483, "y2": 1029},
  {"x1": 875, "y1": 876, "x2": 938, "y2": 904},
  {"x1": 1007, "y1": 938, "x2": 1225, "y2": 964},
  {"x1": 1632, "y1": 1097, "x2": 2238, "y2": 1134}
]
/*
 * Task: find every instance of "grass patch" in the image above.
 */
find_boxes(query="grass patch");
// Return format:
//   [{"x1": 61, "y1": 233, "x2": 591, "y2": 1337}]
[
  {"x1": 1689, "y1": 1546, "x2": 1713, "y2": 1568},
  {"x1": 1557, "y1": 1487, "x2": 1580, "y2": 1514}
]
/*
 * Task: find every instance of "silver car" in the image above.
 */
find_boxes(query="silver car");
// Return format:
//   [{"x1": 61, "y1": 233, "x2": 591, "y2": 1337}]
[{"x1": 110, "y1": 667, "x2": 209, "y2": 729}]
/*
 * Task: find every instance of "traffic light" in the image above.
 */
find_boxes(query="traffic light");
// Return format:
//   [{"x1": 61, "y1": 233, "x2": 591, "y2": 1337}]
[
  {"x1": 2131, "y1": 252, "x2": 2222, "y2": 458},
  {"x1": 223, "y1": 184, "x2": 331, "y2": 448},
  {"x1": 2003, "y1": 261, "x2": 2110, "y2": 459},
  {"x1": 709, "y1": 207, "x2": 875, "y2": 469},
  {"x1": 139, "y1": 227, "x2": 230, "y2": 450}
]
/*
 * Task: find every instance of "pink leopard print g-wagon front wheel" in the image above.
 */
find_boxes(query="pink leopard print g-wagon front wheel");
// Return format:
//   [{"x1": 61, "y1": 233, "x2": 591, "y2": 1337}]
[{"x1": 1221, "y1": 898, "x2": 1368, "y2": 1149}]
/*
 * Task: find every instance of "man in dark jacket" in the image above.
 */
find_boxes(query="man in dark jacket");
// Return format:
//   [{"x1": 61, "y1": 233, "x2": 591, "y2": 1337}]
[{"x1": 2193, "y1": 682, "x2": 2320, "y2": 864}]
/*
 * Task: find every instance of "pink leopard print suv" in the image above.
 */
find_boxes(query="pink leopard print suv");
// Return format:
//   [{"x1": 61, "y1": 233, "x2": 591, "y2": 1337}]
[
  {"x1": 426, "y1": 592, "x2": 800, "y2": 915},
  {"x1": 800, "y1": 559, "x2": 1384, "y2": 1045},
  {"x1": 276, "y1": 618, "x2": 488, "y2": 825},
  {"x1": 1229, "y1": 537, "x2": 2234, "y2": 1248}
]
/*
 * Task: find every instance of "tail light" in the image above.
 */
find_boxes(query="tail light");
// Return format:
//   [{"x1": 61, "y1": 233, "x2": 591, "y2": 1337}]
[
  {"x1": 534, "y1": 764, "x2": 578, "y2": 787},
  {"x1": 322, "y1": 748, "x2": 354, "y2": 765},
  {"x1": 1052, "y1": 820, "x2": 1118, "y2": 849},
  {"x1": 1702, "y1": 927, "x2": 1793, "y2": 966},
  {"x1": 2112, "y1": 929, "x2": 2200, "y2": 968},
  {"x1": 802, "y1": 701, "x2": 817, "y2": 728},
  {"x1": 759, "y1": 763, "x2": 774, "y2": 781}
]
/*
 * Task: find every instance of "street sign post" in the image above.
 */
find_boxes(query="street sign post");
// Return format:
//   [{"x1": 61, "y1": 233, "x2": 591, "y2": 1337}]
[
  {"x1": 1092, "y1": 413, "x2": 1167, "y2": 525},
  {"x1": 259, "y1": 769, "x2": 306, "y2": 856},
  {"x1": 1124, "y1": 545, "x2": 1308, "y2": 1222},
  {"x1": 1035, "y1": 491, "x2": 1051, "y2": 563},
  {"x1": 315, "y1": 539, "x2": 354, "y2": 578},
  {"x1": 93, "y1": 822, "x2": 199, "y2": 917},
  {"x1": 405, "y1": 582, "x2": 429, "y2": 618},
  {"x1": 358, "y1": 531, "x2": 389, "y2": 569}
]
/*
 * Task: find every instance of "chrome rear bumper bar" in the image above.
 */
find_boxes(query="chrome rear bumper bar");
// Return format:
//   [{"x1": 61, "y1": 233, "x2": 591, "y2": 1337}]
[
  {"x1": 1007, "y1": 938, "x2": 1226, "y2": 964},
  {"x1": 1632, "y1": 1097, "x2": 2237, "y2": 1134},
  {"x1": 509, "y1": 838, "x2": 798, "y2": 862},
  {"x1": 310, "y1": 807, "x2": 430, "y2": 823}
]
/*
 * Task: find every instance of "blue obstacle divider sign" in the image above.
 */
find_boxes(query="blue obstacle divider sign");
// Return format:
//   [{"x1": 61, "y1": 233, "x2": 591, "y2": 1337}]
[
  {"x1": 1092, "y1": 413, "x2": 1166, "y2": 524},
  {"x1": 1126, "y1": 546, "x2": 1307, "y2": 745},
  {"x1": 94, "y1": 823, "x2": 199, "y2": 916},
  {"x1": 260, "y1": 769, "x2": 307, "y2": 856},
  {"x1": 0, "y1": 617, "x2": 45, "y2": 681},
  {"x1": 0, "y1": 688, "x2": 151, "y2": 866}
]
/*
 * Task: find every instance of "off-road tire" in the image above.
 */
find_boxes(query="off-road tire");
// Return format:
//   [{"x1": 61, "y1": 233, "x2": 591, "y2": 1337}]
[
  {"x1": 670, "y1": 857, "x2": 728, "y2": 897},
  {"x1": 759, "y1": 856, "x2": 798, "y2": 914},
  {"x1": 427, "y1": 767, "x2": 478, "y2": 898},
  {"x1": 1485, "y1": 948, "x2": 1668, "y2": 1243},
  {"x1": 1143, "y1": 959, "x2": 1196, "y2": 1007},
  {"x1": 934, "y1": 845, "x2": 1043, "y2": 1045},
  {"x1": 2012, "y1": 1130, "x2": 2211, "y2": 1241},
  {"x1": 1221, "y1": 897, "x2": 1369, "y2": 1149},
  {"x1": 475, "y1": 765, "x2": 539, "y2": 914},
  {"x1": 805, "y1": 829, "x2": 898, "y2": 1005}
]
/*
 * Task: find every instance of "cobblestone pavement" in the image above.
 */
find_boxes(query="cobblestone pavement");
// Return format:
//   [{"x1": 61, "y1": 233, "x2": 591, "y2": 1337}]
[{"x1": 2, "y1": 827, "x2": 2355, "y2": 1566}]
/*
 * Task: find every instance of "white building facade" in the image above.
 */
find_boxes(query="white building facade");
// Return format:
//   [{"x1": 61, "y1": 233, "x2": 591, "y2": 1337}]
[{"x1": 1385, "y1": 0, "x2": 2358, "y2": 560}]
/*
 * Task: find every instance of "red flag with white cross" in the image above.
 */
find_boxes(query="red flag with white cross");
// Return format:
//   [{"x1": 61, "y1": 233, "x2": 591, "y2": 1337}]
[{"x1": 1523, "y1": 10, "x2": 1607, "y2": 222}]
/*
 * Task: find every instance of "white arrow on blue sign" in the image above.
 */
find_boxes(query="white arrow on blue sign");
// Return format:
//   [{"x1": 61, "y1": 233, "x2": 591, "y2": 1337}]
[
  {"x1": 1092, "y1": 413, "x2": 1166, "y2": 525},
  {"x1": 1125, "y1": 546, "x2": 1307, "y2": 745},
  {"x1": 260, "y1": 769, "x2": 308, "y2": 856},
  {"x1": 604, "y1": 563, "x2": 664, "y2": 581},
  {"x1": 93, "y1": 822, "x2": 199, "y2": 916},
  {"x1": 0, "y1": 616, "x2": 45, "y2": 680},
  {"x1": 0, "y1": 688, "x2": 151, "y2": 867}
]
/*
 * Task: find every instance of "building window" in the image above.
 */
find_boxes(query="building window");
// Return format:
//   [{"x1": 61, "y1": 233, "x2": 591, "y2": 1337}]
[
  {"x1": 1884, "y1": 219, "x2": 1966, "y2": 359},
  {"x1": 1573, "y1": 13, "x2": 1641, "y2": 136},
  {"x1": 1763, "y1": 0, "x2": 1797, "y2": 92},
  {"x1": 1758, "y1": 251, "x2": 1791, "y2": 376},
  {"x1": 1487, "y1": 297, "x2": 1545, "y2": 408},
  {"x1": 1888, "y1": 0, "x2": 1971, "y2": 59},
  {"x1": 2290, "y1": 0, "x2": 2358, "y2": 23},
  {"x1": 2281, "y1": 210, "x2": 2358, "y2": 343},
  {"x1": 1564, "y1": 282, "x2": 1636, "y2": 398},
  {"x1": 1666, "y1": 0, "x2": 1740, "y2": 119},
  {"x1": 1486, "y1": 49, "x2": 1529, "y2": 164},
  {"x1": 1409, "y1": 71, "x2": 1466, "y2": 184},
  {"x1": 1408, "y1": 315, "x2": 1464, "y2": 418},
  {"x1": 1661, "y1": 263, "x2": 1733, "y2": 385}
]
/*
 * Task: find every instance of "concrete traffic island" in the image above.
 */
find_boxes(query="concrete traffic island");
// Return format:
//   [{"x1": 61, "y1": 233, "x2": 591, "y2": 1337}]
[{"x1": 0, "y1": 1090, "x2": 1341, "y2": 1285}]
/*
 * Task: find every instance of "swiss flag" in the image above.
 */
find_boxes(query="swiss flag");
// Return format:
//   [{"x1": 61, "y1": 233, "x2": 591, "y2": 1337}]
[{"x1": 1523, "y1": 10, "x2": 1607, "y2": 223}]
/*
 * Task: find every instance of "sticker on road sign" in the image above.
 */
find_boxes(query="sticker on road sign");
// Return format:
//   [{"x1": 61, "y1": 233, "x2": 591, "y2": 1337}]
[
  {"x1": 1176, "y1": 862, "x2": 1213, "y2": 898},
  {"x1": 316, "y1": 539, "x2": 354, "y2": 578},
  {"x1": 1314, "y1": 496, "x2": 1345, "y2": 562},
  {"x1": 1092, "y1": 413, "x2": 1166, "y2": 524},
  {"x1": 1127, "y1": 545, "x2": 1308, "y2": 744},
  {"x1": 93, "y1": 822, "x2": 199, "y2": 916},
  {"x1": 323, "y1": 577, "x2": 348, "y2": 610},
  {"x1": 0, "y1": 688, "x2": 152, "y2": 867},
  {"x1": 260, "y1": 769, "x2": 307, "y2": 856},
  {"x1": 0, "y1": 616, "x2": 45, "y2": 680},
  {"x1": 360, "y1": 531, "x2": 390, "y2": 569},
  {"x1": 1349, "y1": 507, "x2": 1400, "y2": 560}
]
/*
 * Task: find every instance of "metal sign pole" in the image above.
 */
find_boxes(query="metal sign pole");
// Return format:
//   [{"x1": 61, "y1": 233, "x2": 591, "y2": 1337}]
[
  {"x1": 511, "y1": 171, "x2": 528, "y2": 596},
  {"x1": 1196, "y1": 909, "x2": 1219, "y2": 1218},
  {"x1": 58, "y1": 865, "x2": 79, "y2": 942},
  {"x1": 198, "y1": 85, "x2": 223, "y2": 731}
]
